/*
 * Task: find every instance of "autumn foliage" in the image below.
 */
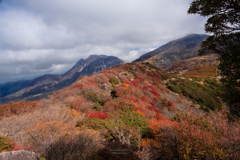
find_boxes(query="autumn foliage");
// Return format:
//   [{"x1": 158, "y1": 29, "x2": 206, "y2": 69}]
[
  {"x1": 86, "y1": 111, "x2": 110, "y2": 120},
  {"x1": 0, "y1": 101, "x2": 39, "y2": 119},
  {"x1": 0, "y1": 62, "x2": 239, "y2": 160}
]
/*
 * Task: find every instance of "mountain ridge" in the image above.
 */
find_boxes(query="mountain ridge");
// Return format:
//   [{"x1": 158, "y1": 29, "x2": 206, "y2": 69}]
[
  {"x1": 0, "y1": 55, "x2": 124, "y2": 104},
  {"x1": 133, "y1": 34, "x2": 209, "y2": 70}
]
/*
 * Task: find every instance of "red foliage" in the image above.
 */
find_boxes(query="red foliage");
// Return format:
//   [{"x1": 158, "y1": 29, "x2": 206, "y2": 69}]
[
  {"x1": 162, "y1": 101, "x2": 168, "y2": 107},
  {"x1": 74, "y1": 84, "x2": 84, "y2": 89},
  {"x1": 125, "y1": 80, "x2": 139, "y2": 86},
  {"x1": 168, "y1": 100, "x2": 174, "y2": 106},
  {"x1": 87, "y1": 82, "x2": 97, "y2": 86},
  {"x1": 123, "y1": 95, "x2": 140, "y2": 103},
  {"x1": 123, "y1": 65, "x2": 132, "y2": 70},
  {"x1": 70, "y1": 99, "x2": 91, "y2": 113},
  {"x1": 142, "y1": 86, "x2": 160, "y2": 97},
  {"x1": 134, "y1": 77, "x2": 144, "y2": 81},
  {"x1": 183, "y1": 67, "x2": 188, "y2": 70},
  {"x1": 86, "y1": 111, "x2": 110, "y2": 120},
  {"x1": 162, "y1": 100, "x2": 176, "y2": 111},
  {"x1": 138, "y1": 107, "x2": 143, "y2": 111},
  {"x1": 102, "y1": 70, "x2": 110, "y2": 74},
  {"x1": 147, "y1": 105, "x2": 162, "y2": 114},
  {"x1": 151, "y1": 90, "x2": 160, "y2": 97},
  {"x1": 139, "y1": 68, "x2": 146, "y2": 73},
  {"x1": 147, "y1": 72, "x2": 159, "y2": 78},
  {"x1": 11, "y1": 142, "x2": 24, "y2": 151},
  {"x1": 141, "y1": 96, "x2": 152, "y2": 103},
  {"x1": 155, "y1": 113, "x2": 165, "y2": 120}
]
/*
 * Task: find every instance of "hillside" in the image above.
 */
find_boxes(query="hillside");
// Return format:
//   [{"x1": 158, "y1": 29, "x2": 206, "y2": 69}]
[
  {"x1": 133, "y1": 34, "x2": 208, "y2": 70},
  {"x1": 165, "y1": 54, "x2": 220, "y2": 80},
  {"x1": 0, "y1": 80, "x2": 30, "y2": 97},
  {"x1": 0, "y1": 55, "x2": 124, "y2": 104},
  {"x1": 0, "y1": 62, "x2": 239, "y2": 160}
]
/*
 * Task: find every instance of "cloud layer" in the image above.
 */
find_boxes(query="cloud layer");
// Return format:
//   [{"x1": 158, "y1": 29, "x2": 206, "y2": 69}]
[{"x1": 0, "y1": 0, "x2": 207, "y2": 83}]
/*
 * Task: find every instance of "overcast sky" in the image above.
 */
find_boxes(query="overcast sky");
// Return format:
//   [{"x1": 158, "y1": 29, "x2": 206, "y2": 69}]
[{"x1": 0, "y1": 0, "x2": 207, "y2": 84}]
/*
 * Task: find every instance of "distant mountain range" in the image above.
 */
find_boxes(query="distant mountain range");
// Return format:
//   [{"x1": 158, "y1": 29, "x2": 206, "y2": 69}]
[
  {"x1": 0, "y1": 34, "x2": 210, "y2": 104},
  {"x1": 0, "y1": 55, "x2": 124, "y2": 104},
  {"x1": 133, "y1": 34, "x2": 208, "y2": 70}
]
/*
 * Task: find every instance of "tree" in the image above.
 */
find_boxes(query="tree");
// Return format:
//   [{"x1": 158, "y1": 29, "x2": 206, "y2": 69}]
[{"x1": 188, "y1": 0, "x2": 240, "y2": 116}]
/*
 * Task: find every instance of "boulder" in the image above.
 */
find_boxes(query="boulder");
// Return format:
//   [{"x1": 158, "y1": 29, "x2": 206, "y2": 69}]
[
  {"x1": 99, "y1": 83, "x2": 111, "y2": 93},
  {"x1": 0, "y1": 150, "x2": 39, "y2": 160}
]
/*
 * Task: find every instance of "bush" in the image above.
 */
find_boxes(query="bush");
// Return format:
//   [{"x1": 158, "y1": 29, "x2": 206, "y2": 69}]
[
  {"x1": 86, "y1": 111, "x2": 110, "y2": 120},
  {"x1": 135, "y1": 93, "x2": 142, "y2": 99},
  {"x1": 114, "y1": 111, "x2": 151, "y2": 138},
  {"x1": 103, "y1": 98, "x2": 138, "y2": 112},
  {"x1": 0, "y1": 136, "x2": 13, "y2": 153},
  {"x1": 77, "y1": 118, "x2": 110, "y2": 130},
  {"x1": 94, "y1": 103, "x2": 103, "y2": 111},
  {"x1": 168, "y1": 85, "x2": 181, "y2": 94},
  {"x1": 43, "y1": 131, "x2": 103, "y2": 160},
  {"x1": 87, "y1": 92, "x2": 104, "y2": 104},
  {"x1": 127, "y1": 69, "x2": 136, "y2": 76},
  {"x1": 109, "y1": 77, "x2": 119, "y2": 85}
]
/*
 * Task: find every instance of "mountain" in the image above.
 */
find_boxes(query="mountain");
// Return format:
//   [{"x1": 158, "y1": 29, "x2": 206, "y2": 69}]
[
  {"x1": 0, "y1": 80, "x2": 30, "y2": 97},
  {"x1": 133, "y1": 34, "x2": 209, "y2": 69},
  {"x1": 0, "y1": 62, "x2": 238, "y2": 160},
  {"x1": 0, "y1": 55, "x2": 124, "y2": 104}
]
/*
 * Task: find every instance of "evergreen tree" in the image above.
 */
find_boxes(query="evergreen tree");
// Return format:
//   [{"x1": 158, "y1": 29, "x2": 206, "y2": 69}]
[{"x1": 188, "y1": 0, "x2": 240, "y2": 116}]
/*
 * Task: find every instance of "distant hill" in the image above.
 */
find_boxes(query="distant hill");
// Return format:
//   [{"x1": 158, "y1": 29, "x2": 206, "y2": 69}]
[
  {"x1": 0, "y1": 55, "x2": 124, "y2": 104},
  {"x1": 133, "y1": 34, "x2": 209, "y2": 69}
]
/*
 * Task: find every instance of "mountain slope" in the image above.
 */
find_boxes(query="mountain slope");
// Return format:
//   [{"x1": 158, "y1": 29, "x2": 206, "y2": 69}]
[
  {"x1": 0, "y1": 80, "x2": 30, "y2": 97},
  {"x1": 0, "y1": 55, "x2": 124, "y2": 104},
  {"x1": 133, "y1": 34, "x2": 208, "y2": 69},
  {"x1": 0, "y1": 62, "x2": 238, "y2": 160}
]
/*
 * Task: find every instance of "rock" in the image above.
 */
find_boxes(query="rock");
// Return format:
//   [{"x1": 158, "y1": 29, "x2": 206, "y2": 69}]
[
  {"x1": 0, "y1": 150, "x2": 39, "y2": 160},
  {"x1": 99, "y1": 83, "x2": 111, "y2": 93}
]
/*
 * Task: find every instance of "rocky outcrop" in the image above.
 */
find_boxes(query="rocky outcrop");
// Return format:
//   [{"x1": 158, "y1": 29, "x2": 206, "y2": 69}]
[
  {"x1": 99, "y1": 83, "x2": 111, "y2": 93},
  {"x1": 0, "y1": 150, "x2": 39, "y2": 160}
]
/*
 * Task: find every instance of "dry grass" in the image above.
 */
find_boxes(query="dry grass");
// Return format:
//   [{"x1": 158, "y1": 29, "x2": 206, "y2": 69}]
[{"x1": 0, "y1": 104, "x2": 84, "y2": 154}]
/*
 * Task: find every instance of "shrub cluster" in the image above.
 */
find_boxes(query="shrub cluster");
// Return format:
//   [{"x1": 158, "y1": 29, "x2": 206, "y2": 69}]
[
  {"x1": 86, "y1": 111, "x2": 110, "y2": 120},
  {"x1": 109, "y1": 77, "x2": 119, "y2": 85}
]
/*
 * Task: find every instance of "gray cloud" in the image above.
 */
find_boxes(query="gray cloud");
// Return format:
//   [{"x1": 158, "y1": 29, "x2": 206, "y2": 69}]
[{"x1": 0, "y1": 0, "x2": 207, "y2": 83}]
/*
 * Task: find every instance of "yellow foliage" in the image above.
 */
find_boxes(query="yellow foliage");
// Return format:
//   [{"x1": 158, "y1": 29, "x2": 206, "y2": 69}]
[{"x1": 122, "y1": 83, "x2": 128, "y2": 89}]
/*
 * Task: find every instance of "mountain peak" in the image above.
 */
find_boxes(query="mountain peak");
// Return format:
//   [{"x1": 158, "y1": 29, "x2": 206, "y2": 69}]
[{"x1": 133, "y1": 33, "x2": 208, "y2": 64}]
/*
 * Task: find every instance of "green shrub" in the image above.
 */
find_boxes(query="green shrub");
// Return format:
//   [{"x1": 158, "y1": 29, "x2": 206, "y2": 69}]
[
  {"x1": 180, "y1": 86, "x2": 192, "y2": 96},
  {"x1": 195, "y1": 78, "x2": 202, "y2": 82},
  {"x1": 161, "y1": 74, "x2": 167, "y2": 80},
  {"x1": 87, "y1": 92, "x2": 104, "y2": 104},
  {"x1": 170, "y1": 80, "x2": 178, "y2": 85},
  {"x1": 114, "y1": 111, "x2": 151, "y2": 138},
  {"x1": 0, "y1": 136, "x2": 13, "y2": 153},
  {"x1": 94, "y1": 103, "x2": 103, "y2": 111},
  {"x1": 127, "y1": 69, "x2": 136, "y2": 76},
  {"x1": 77, "y1": 118, "x2": 111, "y2": 130},
  {"x1": 109, "y1": 77, "x2": 119, "y2": 85},
  {"x1": 124, "y1": 90, "x2": 129, "y2": 95},
  {"x1": 201, "y1": 106, "x2": 211, "y2": 113},
  {"x1": 168, "y1": 85, "x2": 181, "y2": 94},
  {"x1": 135, "y1": 93, "x2": 142, "y2": 99}
]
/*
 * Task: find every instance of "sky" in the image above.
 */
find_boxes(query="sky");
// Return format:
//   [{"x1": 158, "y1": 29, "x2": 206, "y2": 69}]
[{"x1": 0, "y1": 0, "x2": 207, "y2": 84}]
